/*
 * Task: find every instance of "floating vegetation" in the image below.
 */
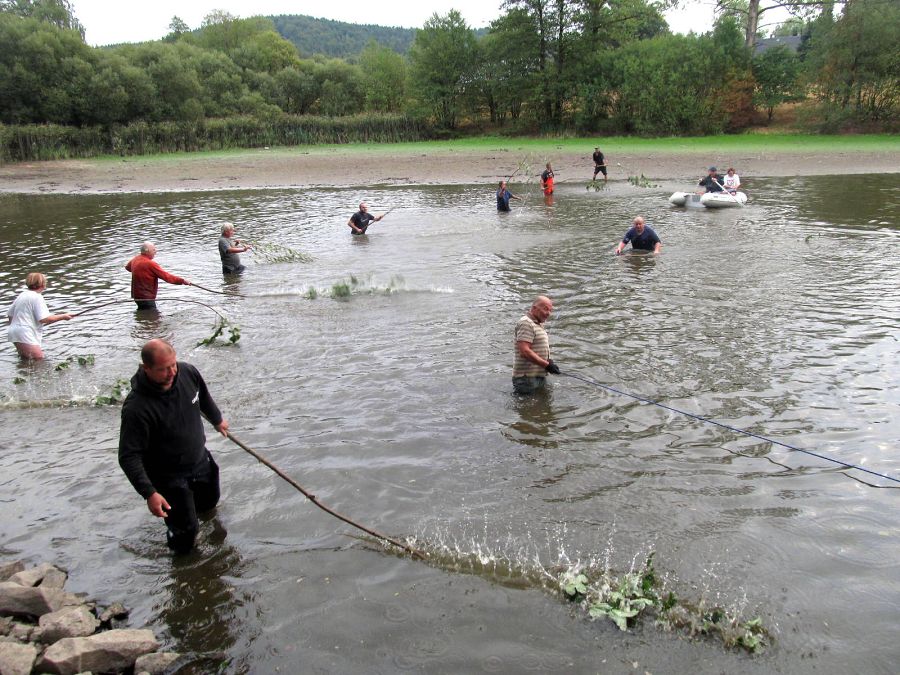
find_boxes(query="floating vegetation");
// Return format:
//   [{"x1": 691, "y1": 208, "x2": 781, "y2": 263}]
[
  {"x1": 93, "y1": 378, "x2": 130, "y2": 406},
  {"x1": 586, "y1": 179, "x2": 609, "y2": 192},
  {"x1": 54, "y1": 354, "x2": 96, "y2": 371},
  {"x1": 628, "y1": 174, "x2": 659, "y2": 188},
  {"x1": 304, "y1": 287, "x2": 318, "y2": 300},
  {"x1": 326, "y1": 274, "x2": 406, "y2": 300},
  {"x1": 331, "y1": 282, "x2": 352, "y2": 299},
  {"x1": 401, "y1": 538, "x2": 768, "y2": 654},
  {"x1": 556, "y1": 554, "x2": 768, "y2": 653},
  {"x1": 13, "y1": 376, "x2": 27, "y2": 385},
  {"x1": 197, "y1": 318, "x2": 241, "y2": 346},
  {"x1": 250, "y1": 241, "x2": 313, "y2": 264}
]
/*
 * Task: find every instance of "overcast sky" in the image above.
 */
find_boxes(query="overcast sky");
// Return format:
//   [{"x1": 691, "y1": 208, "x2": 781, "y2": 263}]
[{"x1": 71, "y1": 0, "x2": 722, "y2": 47}]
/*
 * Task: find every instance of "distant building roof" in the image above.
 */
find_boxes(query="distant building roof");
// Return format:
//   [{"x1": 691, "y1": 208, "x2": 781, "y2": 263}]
[{"x1": 754, "y1": 35, "x2": 803, "y2": 56}]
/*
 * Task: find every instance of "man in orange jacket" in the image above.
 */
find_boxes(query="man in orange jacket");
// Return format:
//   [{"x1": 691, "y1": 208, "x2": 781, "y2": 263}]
[{"x1": 125, "y1": 242, "x2": 192, "y2": 309}]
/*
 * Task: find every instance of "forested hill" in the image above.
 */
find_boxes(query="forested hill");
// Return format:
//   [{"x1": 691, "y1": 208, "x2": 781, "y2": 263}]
[{"x1": 270, "y1": 14, "x2": 417, "y2": 58}]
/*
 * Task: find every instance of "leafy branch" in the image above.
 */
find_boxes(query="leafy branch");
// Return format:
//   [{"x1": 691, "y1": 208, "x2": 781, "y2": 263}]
[
  {"x1": 557, "y1": 553, "x2": 768, "y2": 653},
  {"x1": 249, "y1": 241, "x2": 313, "y2": 264},
  {"x1": 197, "y1": 317, "x2": 241, "y2": 346},
  {"x1": 627, "y1": 174, "x2": 659, "y2": 188}
]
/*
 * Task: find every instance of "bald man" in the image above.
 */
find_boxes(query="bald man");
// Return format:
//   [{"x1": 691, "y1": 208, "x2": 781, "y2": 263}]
[
  {"x1": 513, "y1": 295, "x2": 561, "y2": 395},
  {"x1": 615, "y1": 216, "x2": 661, "y2": 255},
  {"x1": 125, "y1": 242, "x2": 191, "y2": 309},
  {"x1": 348, "y1": 202, "x2": 383, "y2": 235},
  {"x1": 118, "y1": 339, "x2": 230, "y2": 554}
]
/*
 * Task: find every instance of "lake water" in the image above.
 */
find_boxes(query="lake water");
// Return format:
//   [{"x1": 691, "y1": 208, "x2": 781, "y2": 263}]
[{"x1": 1, "y1": 174, "x2": 898, "y2": 673}]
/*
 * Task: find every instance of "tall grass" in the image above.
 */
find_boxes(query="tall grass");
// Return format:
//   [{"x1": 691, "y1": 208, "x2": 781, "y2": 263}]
[{"x1": 0, "y1": 113, "x2": 429, "y2": 163}]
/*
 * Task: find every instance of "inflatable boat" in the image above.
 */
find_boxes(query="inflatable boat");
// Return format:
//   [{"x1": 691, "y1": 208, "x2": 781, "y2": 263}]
[
  {"x1": 669, "y1": 192, "x2": 703, "y2": 207},
  {"x1": 700, "y1": 191, "x2": 747, "y2": 208},
  {"x1": 669, "y1": 191, "x2": 747, "y2": 208}
]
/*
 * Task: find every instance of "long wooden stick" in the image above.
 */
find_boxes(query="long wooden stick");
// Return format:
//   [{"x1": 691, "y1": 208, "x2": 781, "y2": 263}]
[
  {"x1": 191, "y1": 283, "x2": 251, "y2": 299},
  {"x1": 224, "y1": 430, "x2": 424, "y2": 559}
]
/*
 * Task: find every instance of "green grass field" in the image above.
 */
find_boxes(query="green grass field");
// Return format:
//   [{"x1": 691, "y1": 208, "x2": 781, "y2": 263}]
[{"x1": 97, "y1": 133, "x2": 900, "y2": 166}]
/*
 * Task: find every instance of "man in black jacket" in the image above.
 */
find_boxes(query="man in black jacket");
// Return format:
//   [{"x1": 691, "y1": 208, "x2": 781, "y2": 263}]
[
  {"x1": 119, "y1": 339, "x2": 230, "y2": 554},
  {"x1": 698, "y1": 166, "x2": 724, "y2": 193}
]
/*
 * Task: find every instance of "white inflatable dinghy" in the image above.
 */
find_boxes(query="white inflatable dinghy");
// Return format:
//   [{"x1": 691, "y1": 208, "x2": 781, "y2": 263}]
[
  {"x1": 699, "y1": 191, "x2": 747, "y2": 208},
  {"x1": 669, "y1": 192, "x2": 704, "y2": 207}
]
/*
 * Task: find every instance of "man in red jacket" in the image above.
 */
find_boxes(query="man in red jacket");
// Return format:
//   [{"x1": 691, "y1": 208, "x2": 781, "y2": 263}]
[{"x1": 125, "y1": 242, "x2": 192, "y2": 309}]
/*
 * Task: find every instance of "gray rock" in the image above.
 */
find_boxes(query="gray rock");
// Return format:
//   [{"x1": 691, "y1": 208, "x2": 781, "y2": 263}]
[
  {"x1": 39, "y1": 567, "x2": 69, "y2": 590},
  {"x1": 134, "y1": 651, "x2": 181, "y2": 674},
  {"x1": 0, "y1": 582, "x2": 79, "y2": 619},
  {"x1": 9, "y1": 621, "x2": 34, "y2": 642},
  {"x1": 0, "y1": 616, "x2": 12, "y2": 636},
  {"x1": 0, "y1": 640, "x2": 37, "y2": 675},
  {"x1": 37, "y1": 628, "x2": 158, "y2": 675},
  {"x1": 97, "y1": 602, "x2": 128, "y2": 624},
  {"x1": 0, "y1": 562, "x2": 25, "y2": 583},
  {"x1": 37, "y1": 605, "x2": 99, "y2": 643},
  {"x1": 9, "y1": 562, "x2": 58, "y2": 587}
]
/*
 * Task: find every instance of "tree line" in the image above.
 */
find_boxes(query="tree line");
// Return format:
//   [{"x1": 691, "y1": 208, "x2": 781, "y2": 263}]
[{"x1": 0, "y1": 0, "x2": 896, "y2": 161}]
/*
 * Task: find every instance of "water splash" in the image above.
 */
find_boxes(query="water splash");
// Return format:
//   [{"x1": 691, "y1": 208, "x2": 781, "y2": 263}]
[{"x1": 370, "y1": 521, "x2": 769, "y2": 653}]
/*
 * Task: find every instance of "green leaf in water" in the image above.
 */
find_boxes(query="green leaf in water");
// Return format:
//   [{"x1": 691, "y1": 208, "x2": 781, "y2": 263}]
[
  {"x1": 13, "y1": 376, "x2": 27, "y2": 385},
  {"x1": 331, "y1": 282, "x2": 351, "y2": 299}
]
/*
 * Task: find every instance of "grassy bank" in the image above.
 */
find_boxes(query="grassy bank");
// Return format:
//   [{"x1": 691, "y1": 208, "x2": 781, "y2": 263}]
[
  {"x1": 78, "y1": 133, "x2": 900, "y2": 168},
  {"x1": 315, "y1": 133, "x2": 900, "y2": 155}
]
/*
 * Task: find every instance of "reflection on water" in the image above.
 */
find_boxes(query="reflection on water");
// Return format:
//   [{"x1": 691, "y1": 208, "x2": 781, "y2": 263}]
[{"x1": 0, "y1": 175, "x2": 898, "y2": 673}]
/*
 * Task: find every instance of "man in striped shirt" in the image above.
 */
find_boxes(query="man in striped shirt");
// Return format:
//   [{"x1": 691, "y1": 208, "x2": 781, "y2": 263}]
[{"x1": 513, "y1": 295, "x2": 560, "y2": 394}]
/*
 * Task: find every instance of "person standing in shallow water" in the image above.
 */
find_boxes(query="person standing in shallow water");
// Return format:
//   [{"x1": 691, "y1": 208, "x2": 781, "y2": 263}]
[
  {"x1": 125, "y1": 242, "x2": 191, "y2": 310},
  {"x1": 218, "y1": 223, "x2": 250, "y2": 274},
  {"x1": 615, "y1": 216, "x2": 661, "y2": 256},
  {"x1": 497, "y1": 181, "x2": 522, "y2": 212},
  {"x1": 592, "y1": 147, "x2": 607, "y2": 181},
  {"x1": 513, "y1": 295, "x2": 561, "y2": 395},
  {"x1": 118, "y1": 339, "x2": 230, "y2": 554},
  {"x1": 348, "y1": 202, "x2": 383, "y2": 235},
  {"x1": 5, "y1": 272, "x2": 72, "y2": 360},
  {"x1": 541, "y1": 163, "x2": 555, "y2": 196}
]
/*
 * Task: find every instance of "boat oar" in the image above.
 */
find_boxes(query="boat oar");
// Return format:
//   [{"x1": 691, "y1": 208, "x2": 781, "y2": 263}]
[
  {"x1": 711, "y1": 177, "x2": 742, "y2": 206},
  {"x1": 222, "y1": 429, "x2": 425, "y2": 559}
]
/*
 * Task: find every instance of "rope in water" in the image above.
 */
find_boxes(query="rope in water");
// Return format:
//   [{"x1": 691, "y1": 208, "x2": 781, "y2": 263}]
[
  {"x1": 72, "y1": 297, "x2": 229, "y2": 319},
  {"x1": 559, "y1": 370, "x2": 899, "y2": 486},
  {"x1": 223, "y1": 430, "x2": 425, "y2": 559}
]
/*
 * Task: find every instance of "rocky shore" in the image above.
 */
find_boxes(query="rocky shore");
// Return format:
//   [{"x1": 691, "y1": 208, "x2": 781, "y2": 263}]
[{"x1": 0, "y1": 560, "x2": 181, "y2": 675}]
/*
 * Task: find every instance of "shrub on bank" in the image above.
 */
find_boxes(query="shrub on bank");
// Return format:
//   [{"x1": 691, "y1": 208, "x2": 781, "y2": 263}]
[{"x1": 0, "y1": 113, "x2": 429, "y2": 163}]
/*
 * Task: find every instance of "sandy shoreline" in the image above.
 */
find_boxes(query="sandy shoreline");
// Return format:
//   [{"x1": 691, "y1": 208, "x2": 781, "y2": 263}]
[{"x1": 0, "y1": 145, "x2": 898, "y2": 194}]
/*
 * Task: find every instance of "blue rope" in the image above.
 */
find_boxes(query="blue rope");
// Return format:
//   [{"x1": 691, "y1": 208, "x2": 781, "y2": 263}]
[{"x1": 560, "y1": 371, "x2": 899, "y2": 485}]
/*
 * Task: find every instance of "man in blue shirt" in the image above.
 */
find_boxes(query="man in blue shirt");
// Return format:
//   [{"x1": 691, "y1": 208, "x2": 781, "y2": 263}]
[
  {"x1": 615, "y1": 216, "x2": 661, "y2": 255},
  {"x1": 496, "y1": 181, "x2": 522, "y2": 212}
]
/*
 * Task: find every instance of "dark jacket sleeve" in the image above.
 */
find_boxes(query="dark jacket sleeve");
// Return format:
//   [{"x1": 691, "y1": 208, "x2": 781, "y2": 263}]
[{"x1": 118, "y1": 400, "x2": 156, "y2": 499}]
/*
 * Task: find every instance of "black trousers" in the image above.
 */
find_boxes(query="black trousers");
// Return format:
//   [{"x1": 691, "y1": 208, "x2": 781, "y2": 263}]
[
  {"x1": 135, "y1": 300, "x2": 157, "y2": 310},
  {"x1": 159, "y1": 452, "x2": 220, "y2": 554}
]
